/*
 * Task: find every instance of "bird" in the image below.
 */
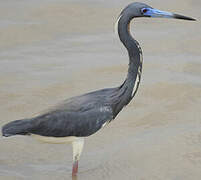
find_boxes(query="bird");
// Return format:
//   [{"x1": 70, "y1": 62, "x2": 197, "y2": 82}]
[{"x1": 2, "y1": 2, "x2": 195, "y2": 177}]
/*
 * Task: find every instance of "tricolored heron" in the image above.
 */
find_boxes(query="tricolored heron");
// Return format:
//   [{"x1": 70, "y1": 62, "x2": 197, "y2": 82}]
[{"x1": 2, "y1": 2, "x2": 195, "y2": 177}]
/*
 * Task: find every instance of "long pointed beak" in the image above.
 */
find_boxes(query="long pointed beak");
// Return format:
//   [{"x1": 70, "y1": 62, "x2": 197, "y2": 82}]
[
  {"x1": 144, "y1": 8, "x2": 196, "y2": 21},
  {"x1": 172, "y1": 13, "x2": 196, "y2": 21}
]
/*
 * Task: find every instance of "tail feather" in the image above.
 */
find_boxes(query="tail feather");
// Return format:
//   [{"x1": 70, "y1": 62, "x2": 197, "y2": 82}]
[{"x1": 2, "y1": 119, "x2": 32, "y2": 137}]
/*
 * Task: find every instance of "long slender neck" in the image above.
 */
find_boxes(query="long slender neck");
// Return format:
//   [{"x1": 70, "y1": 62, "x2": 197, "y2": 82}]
[{"x1": 113, "y1": 14, "x2": 143, "y2": 117}]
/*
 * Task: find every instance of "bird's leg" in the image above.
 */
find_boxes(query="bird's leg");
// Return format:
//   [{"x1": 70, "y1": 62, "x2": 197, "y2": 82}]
[{"x1": 72, "y1": 138, "x2": 84, "y2": 176}]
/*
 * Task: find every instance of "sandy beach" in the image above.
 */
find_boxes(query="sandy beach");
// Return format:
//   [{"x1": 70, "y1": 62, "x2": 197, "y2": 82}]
[{"x1": 0, "y1": 0, "x2": 201, "y2": 179}]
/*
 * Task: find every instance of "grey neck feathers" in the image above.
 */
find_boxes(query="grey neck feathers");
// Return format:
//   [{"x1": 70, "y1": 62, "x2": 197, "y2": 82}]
[{"x1": 113, "y1": 14, "x2": 143, "y2": 117}]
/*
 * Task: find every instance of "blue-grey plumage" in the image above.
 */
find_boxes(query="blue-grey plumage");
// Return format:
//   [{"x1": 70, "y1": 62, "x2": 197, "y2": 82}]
[
  {"x1": 1, "y1": 2, "x2": 195, "y2": 177},
  {"x1": 2, "y1": 87, "x2": 119, "y2": 137}
]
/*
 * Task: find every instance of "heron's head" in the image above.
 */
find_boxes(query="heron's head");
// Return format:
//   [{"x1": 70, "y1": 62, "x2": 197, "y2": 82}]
[{"x1": 120, "y1": 2, "x2": 196, "y2": 21}]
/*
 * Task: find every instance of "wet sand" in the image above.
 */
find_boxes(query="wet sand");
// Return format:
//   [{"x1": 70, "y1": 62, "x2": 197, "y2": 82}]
[{"x1": 0, "y1": 0, "x2": 201, "y2": 179}]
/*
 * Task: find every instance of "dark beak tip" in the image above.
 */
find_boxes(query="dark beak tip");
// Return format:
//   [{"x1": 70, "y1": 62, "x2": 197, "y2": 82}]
[
  {"x1": 173, "y1": 13, "x2": 196, "y2": 21},
  {"x1": 188, "y1": 18, "x2": 196, "y2": 21},
  {"x1": 187, "y1": 17, "x2": 197, "y2": 21}
]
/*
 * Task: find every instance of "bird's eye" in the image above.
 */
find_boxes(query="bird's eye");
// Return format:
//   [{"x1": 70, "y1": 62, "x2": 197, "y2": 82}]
[{"x1": 142, "y1": 8, "x2": 148, "y2": 13}]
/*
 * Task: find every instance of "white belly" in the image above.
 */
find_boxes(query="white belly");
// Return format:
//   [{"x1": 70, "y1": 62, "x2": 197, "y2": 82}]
[{"x1": 31, "y1": 134, "x2": 79, "y2": 144}]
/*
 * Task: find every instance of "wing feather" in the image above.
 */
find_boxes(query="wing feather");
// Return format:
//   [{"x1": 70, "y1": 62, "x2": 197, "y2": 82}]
[{"x1": 30, "y1": 106, "x2": 113, "y2": 137}]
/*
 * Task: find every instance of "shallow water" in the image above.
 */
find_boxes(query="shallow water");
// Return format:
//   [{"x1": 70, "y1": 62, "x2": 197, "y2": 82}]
[{"x1": 0, "y1": 0, "x2": 201, "y2": 180}]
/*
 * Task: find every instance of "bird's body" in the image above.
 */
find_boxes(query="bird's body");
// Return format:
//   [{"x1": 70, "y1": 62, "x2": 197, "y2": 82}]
[
  {"x1": 2, "y1": 83, "x2": 141, "y2": 138},
  {"x1": 1, "y1": 2, "x2": 195, "y2": 177}
]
